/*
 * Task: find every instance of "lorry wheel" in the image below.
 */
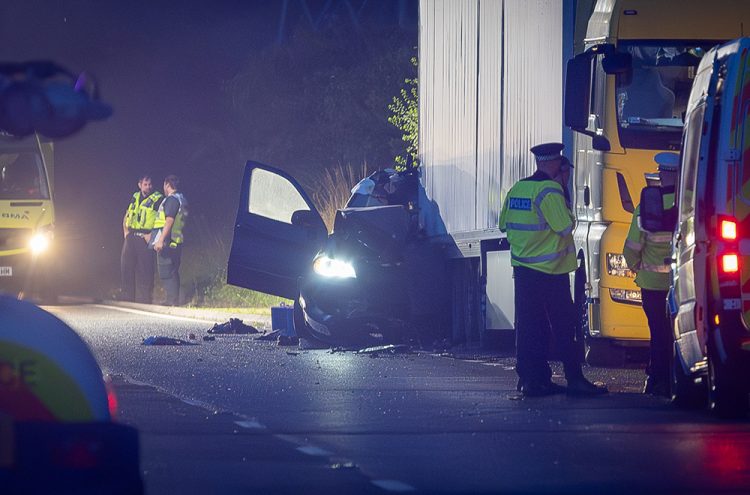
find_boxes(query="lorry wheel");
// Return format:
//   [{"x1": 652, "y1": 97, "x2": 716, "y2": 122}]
[
  {"x1": 670, "y1": 344, "x2": 706, "y2": 409},
  {"x1": 585, "y1": 338, "x2": 626, "y2": 367},
  {"x1": 708, "y1": 352, "x2": 749, "y2": 419}
]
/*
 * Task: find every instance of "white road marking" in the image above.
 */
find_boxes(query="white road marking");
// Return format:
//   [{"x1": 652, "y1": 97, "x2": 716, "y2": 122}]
[
  {"x1": 234, "y1": 420, "x2": 267, "y2": 430},
  {"x1": 93, "y1": 304, "x2": 211, "y2": 323},
  {"x1": 296, "y1": 446, "x2": 333, "y2": 457},
  {"x1": 371, "y1": 480, "x2": 416, "y2": 492}
]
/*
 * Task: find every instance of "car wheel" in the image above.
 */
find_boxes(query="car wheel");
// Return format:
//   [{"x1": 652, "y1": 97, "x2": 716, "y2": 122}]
[
  {"x1": 670, "y1": 343, "x2": 706, "y2": 409},
  {"x1": 708, "y1": 349, "x2": 749, "y2": 419}
]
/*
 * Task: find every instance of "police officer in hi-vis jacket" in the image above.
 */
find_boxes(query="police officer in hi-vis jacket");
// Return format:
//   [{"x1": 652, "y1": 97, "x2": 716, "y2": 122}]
[
  {"x1": 121, "y1": 174, "x2": 163, "y2": 303},
  {"x1": 623, "y1": 152, "x2": 680, "y2": 397},
  {"x1": 500, "y1": 142, "x2": 608, "y2": 397}
]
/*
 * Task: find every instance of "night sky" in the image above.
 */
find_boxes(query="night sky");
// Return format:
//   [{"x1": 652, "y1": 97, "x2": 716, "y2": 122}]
[{"x1": 0, "y1": 0, "x2": 417, "y2": 297}]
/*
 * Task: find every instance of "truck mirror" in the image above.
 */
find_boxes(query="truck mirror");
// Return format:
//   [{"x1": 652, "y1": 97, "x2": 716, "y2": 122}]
[
  {"x1": 564, "y1": 53, "x2": 593, "y2": 130},
  {"x1": 602, "y1": 52, "x2": 632, "y2": 74},
  {"x1": 591, "y1": 134, "x2": 611, "y2": 151},
  {"x1": 639, "y1": 186, "x2": 676, "y2": 232}
]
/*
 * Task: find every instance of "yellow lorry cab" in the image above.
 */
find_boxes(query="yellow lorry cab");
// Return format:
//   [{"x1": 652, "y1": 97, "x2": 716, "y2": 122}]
[
  {"x1": 565, "y1": 0, "x2": 750, "y2": 364},
  {"x1": 0, "y1": 134, "x2": 55, "y2": 299}
]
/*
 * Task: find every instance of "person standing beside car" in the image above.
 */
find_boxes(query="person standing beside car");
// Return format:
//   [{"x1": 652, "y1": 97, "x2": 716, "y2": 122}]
[
  {"x1": 151, "y1": 175, "x2": 187, "y2": 306},
  {"x1": 623, "y1": 152, "x2": 680, "y2": 397},
  {"x1": 499, "y1": 142, "x2": 608, "y2": 397},
  {"x1": 121, "y1": 174, "x2": 163, "y2": 303}
]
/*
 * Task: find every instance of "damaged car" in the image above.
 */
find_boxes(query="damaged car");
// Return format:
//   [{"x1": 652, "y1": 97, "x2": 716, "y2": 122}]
[{"x1": 227, "y1": 161, "x2": 447, "y2": 347}]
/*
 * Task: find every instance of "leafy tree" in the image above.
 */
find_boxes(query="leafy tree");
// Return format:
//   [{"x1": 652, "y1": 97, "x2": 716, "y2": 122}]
[{"x1": 388, "y1": 55, "x2": 418, "y2": 169}]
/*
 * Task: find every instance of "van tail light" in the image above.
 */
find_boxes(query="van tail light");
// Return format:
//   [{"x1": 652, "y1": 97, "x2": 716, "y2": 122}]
[
  {"x1": 721, "y1": 253, "x2": 739, "y2": 274},
  {"x1": 720, "y1": 218, "x2": 738, "y2": 240}
]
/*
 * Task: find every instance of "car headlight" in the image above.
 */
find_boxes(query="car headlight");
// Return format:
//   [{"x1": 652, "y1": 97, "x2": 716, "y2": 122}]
[
  {"x1": 606, "y1": 253, "x2": 634, "y2": 278},
  {"x1": 313, "y1": 255, "x2": 356, "y2": 278},
  {"x1": 609, "y1": 288, "x2": 642, "y2": 305},
  {"x1": 29, "y1": 228, "x2": 53, "y2": 255}
]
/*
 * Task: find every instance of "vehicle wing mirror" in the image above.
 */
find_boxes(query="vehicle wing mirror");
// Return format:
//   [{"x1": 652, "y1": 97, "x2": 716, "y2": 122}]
[
  {"x1": 564, "y1": 53, "x2": 593, "y2": 130},
  {"x1": 291, "y1": 209, "x2": 316, "y2": 228},
  {"x1": 602, "y1": 52, "x2": 632, "y2": 74},
  {"x1": 565, "y1": 54, "x2": 611, "y2": 151},
  {"x1": 640, "y1": 186, "x2": 677, "y2": 232}
]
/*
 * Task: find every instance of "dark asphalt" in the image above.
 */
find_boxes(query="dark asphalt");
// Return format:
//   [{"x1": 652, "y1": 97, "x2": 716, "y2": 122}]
[{"x1": 48, "y1": 304, "x2": 750, "y2": 494}]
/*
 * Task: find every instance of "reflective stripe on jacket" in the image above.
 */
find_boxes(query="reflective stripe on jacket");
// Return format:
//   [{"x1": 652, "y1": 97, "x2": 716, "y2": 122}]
[
  {"x1": 125, "y1": 191, "x2": 163, "y2": 231},
  {"x1": 154, "y1": 192, "x2": 188, "y2": 247},
  {"x1": 622, "y1": 192, "x2": 675, "y2": 290},
  {"x1": 499, "y1": 173, "x2": 576, "y2": 275}
]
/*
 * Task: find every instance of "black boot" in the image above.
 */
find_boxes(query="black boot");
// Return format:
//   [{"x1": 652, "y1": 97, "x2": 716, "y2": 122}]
[{"x1": 566, "y1": 373, "x2": 608, "y2": 396}]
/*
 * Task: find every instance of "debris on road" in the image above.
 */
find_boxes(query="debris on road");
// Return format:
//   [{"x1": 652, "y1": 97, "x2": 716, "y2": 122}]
[
  {"x1": 208, "y1": 318, "x2": 259, "y2": 334},
  {"x1": 202, "y1": 335, "x2": 216, "y2": 341},
  {"x1": 356, "y1": 344, "x2": 411, "y2": 356},
  {"x1": 257, "y1": 330, "x2": 281, "y2": 341},
  {"x1": 286, "y1": 351, "x2": 299, "y2": 356},
  {"x1": 142, "y1": 336, "x2": 198, "y2": 346}
]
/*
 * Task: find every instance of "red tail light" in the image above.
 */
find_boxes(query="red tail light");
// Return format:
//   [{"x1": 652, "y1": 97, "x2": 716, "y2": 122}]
[
  {"x1": 720, "y1": 219, "x2": 738, "y2": 240},
  {"x1": 104, "y1": 375, "x2": 118, "y2": 420},
  {"x1": 721, "y1": 253, "x2": 739, "y2": 273}
]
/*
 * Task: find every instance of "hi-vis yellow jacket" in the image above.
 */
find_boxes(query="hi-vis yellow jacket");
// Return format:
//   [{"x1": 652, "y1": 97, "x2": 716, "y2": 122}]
[
  {"x1": 623, "y1": 192, "x2": 675, "y2": 290},
  {"x1": 499, "y1": 172, "x2": 576, "y2": 275},
  {"x1": 125, "y1": 191, "x2": 163, "y2": 232}
]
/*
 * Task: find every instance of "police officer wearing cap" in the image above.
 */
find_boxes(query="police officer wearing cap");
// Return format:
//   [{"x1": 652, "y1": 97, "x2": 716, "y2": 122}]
[
  {"x1": 500, "y1": 142, "x2": 608, "y2": 397},
  {"x1": 121, "y1": 174, "x2": 164, "y2": 303},
  {"x1": 623, "y1": 152, "x2": 679, "y2": 397}
]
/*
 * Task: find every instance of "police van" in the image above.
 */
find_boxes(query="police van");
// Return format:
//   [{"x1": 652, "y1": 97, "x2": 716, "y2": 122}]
[{"x1": 644, "y1": 38, "x2": 750, "y2": 417}]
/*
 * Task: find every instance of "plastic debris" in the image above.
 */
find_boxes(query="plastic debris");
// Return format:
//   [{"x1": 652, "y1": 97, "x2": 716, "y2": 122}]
[
  {"x1": 356, "y1": 344, "x2": 410, "y2": 355},
  {"x1": 286, "y1": 351, "x2": 299, "y2": 356},
  {"x1": 257, "y1": 330, "x2": 281, "y2": 341},
  {"x1": 208, "y1": 318, "x2": 258, "y2": 334},
  {"x1": 142, "y1": 336, "x2": 198, "y2": 346}
]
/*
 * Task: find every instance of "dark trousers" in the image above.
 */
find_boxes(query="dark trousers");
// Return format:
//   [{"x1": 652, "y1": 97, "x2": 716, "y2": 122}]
[
  {"x1": 157, "y1": 246, "x2": 182, "y2": 306},
  {"x1": 120, "y1": 233, "x2": 155, "y2": 303},
  {"x1": 514, "y1": 265, "x2": 583, "y2": 385},
  {"x1": 641, "y1": 288, "x2": 671, "y2": 384}
]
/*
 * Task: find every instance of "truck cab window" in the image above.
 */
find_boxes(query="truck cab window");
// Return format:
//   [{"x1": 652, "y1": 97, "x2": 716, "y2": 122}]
[
  {"x1": 0, "y1": 151, "x2": 49, "y2": 200},
  {"x1": 615, "y1": 42, "x2": 714, "y2": 150}
]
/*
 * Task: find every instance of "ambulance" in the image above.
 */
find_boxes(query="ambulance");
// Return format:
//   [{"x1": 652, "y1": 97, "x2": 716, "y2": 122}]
[{"x1": 0, "y1": 133, "x2": 56, "y2": 300}]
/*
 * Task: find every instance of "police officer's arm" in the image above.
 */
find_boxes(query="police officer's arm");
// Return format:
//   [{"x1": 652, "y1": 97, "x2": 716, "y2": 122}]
[
  {"x1": 623, "y1": 206, "x2": 644, "y2": 272},
  {"x1": 154, "y1": 196, "x2": 178, "y2": 252},
  {"x1": 538, "y1": 186, "x2": 573, "y2": 235},
  {"x1": 498, "y1": 195, "x2": 510, "y2": 233}
]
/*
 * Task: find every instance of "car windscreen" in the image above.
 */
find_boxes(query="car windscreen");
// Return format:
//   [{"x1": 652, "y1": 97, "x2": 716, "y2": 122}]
[
  {"x1": 615, "y1": 41, "x2": 717, "y2": 150},
  {"x1": 0, "y1": 150, "x2": 50, "y2": 200}
]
